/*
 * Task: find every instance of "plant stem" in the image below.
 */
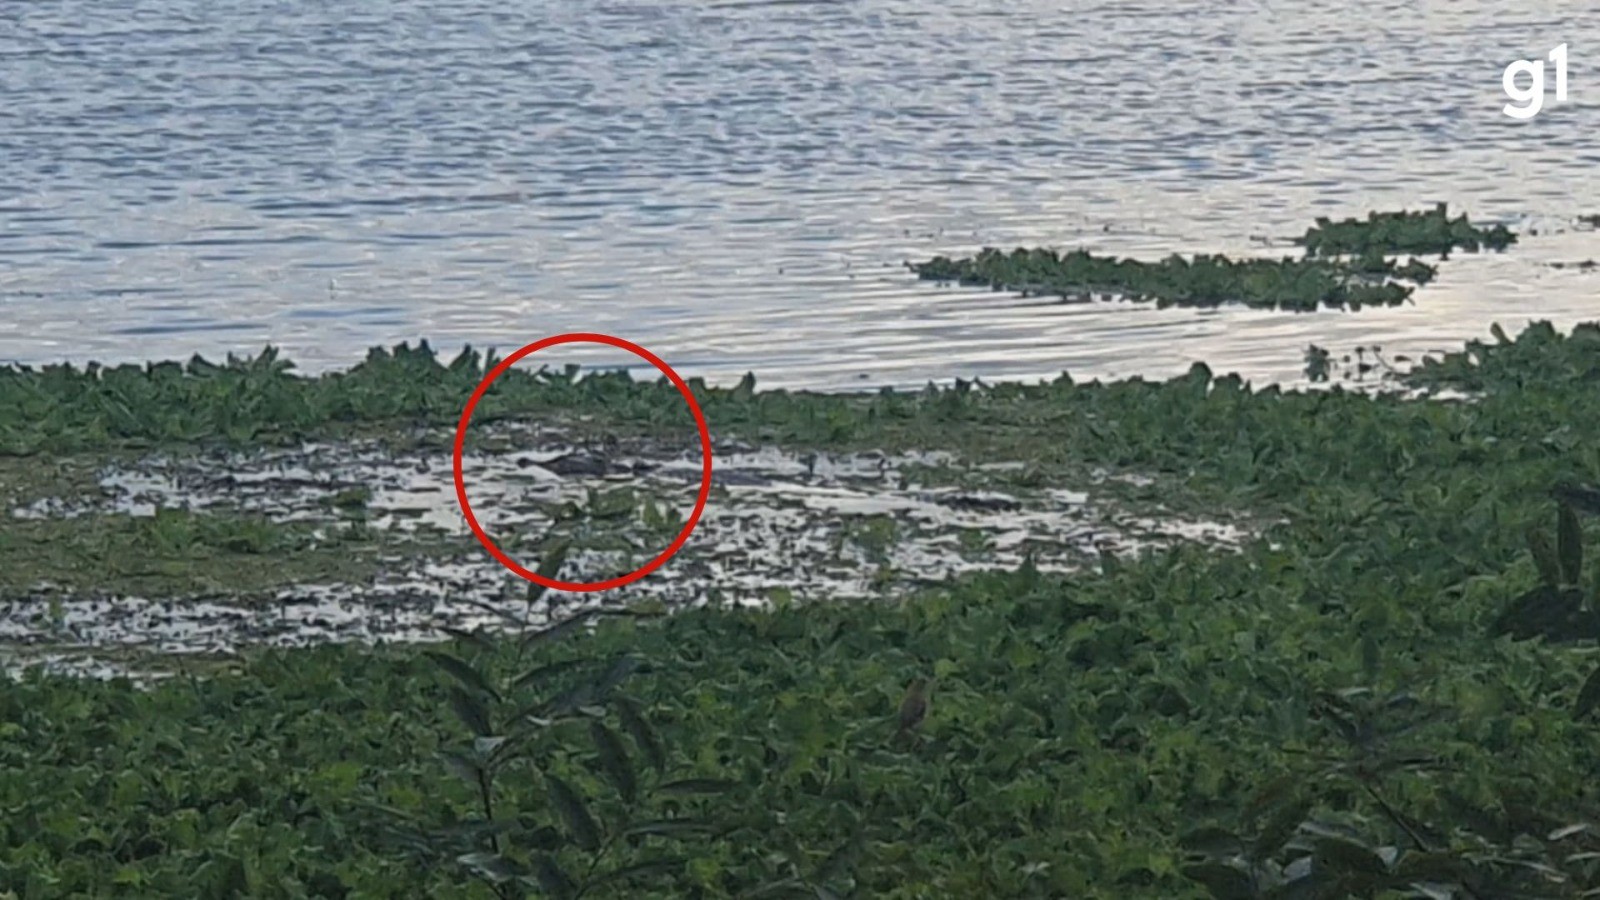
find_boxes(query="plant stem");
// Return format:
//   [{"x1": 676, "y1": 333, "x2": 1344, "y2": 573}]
[
  {"x1": 1361, "y1": 782, "x2": 1428, "y2": 853},
  {"x1": 572, "y1": 826, "x2": 622, "y2": 899},
  {"x1": 479, "y1": 770, "x2": 501, "y2": 856}
]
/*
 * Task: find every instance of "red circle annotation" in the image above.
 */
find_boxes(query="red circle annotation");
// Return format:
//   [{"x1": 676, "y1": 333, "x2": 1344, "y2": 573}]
[{"x1": 451, "y1": 333, "x2": 713, "y2": 593}]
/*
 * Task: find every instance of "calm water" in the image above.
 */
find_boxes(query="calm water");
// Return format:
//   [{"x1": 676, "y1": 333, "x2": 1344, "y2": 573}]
[{"x1": 3, "y1": 0, "x2": 1599, "y2": 390}]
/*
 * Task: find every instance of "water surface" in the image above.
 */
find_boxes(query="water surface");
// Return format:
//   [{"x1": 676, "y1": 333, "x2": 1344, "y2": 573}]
[{"x1": 3, "y1": 0, "x2": 1598, "y2": 388}]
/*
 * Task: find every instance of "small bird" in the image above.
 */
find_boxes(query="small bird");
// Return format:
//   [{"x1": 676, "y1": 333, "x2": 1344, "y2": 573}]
[{"x1": 895, "y1": 678, "x2": 931, "y2": 746}]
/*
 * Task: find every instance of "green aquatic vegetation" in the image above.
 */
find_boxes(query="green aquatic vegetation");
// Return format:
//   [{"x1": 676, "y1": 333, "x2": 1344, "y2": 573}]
[
  {"x1": 324, "y1": 485, "x2": 374, "y2": 511},
  {"x1": 956, "y1": 527, "x2": 992, "y2": 557},
  {"x1": 910, "y1": 246, "x2": 1425, "y2": 312},
  {"x1": 1177, "y1": 681, "x2": 1454, "y2": 898},
  {"x1": 0, "y1": 341, "x2": 710, "y2": 457},
  {"x1": 908, "y1": 206, "x2": 1513, "y2": 312},
  {"x1": 1301, "y1": 345, "x2": 1404, "y2": 384},
  {"x1": 1299, "y1": 203, "x2": 1517, "y2": 257},
  {"x1": 0, "y1": 506, "x2": 383, "y2": 599},
  {"x1": 0, "y1": 455, "x2": 109, "y2": 513},
  {"x1": 4, "y1": 544, "x2": 1596, "y2": 897},
  {"x1": 1403, "y1": 320, "x2": 1600, "y2": 394},
  {"x1": 586, "y1": 486, "x2": 642, "y2": 521},
  {"x1": 638, "y1": 496, "x2": 684, "y2": 539},
  {"x1": 1490, "y1": 499, "x2": 1600, "y2": 644},
  {"x1": 1303, "y1": 344, "x2": 1332, "y2": 382},
  {"x1": 397, "y1": 548, "x2": 772, "y2": 900},
  {"x1": 0, "y1": 344, "x2": 486, "y2": 454},
  {"x1": 515, "y1": 486, "x2": 691, "y2": 576},
  {"x1": 1180, "y1": 683, "x2": 1600, "y2": 898},
  {"x1": 0, "y1": 326, "x2": 1547, "y2": 469},
  {"x1": 8, "y1": 321, "x2": 1600, "y2": 895},
  {"x1": 839, "y1": 514, "x2": 899, "y2": 563}
]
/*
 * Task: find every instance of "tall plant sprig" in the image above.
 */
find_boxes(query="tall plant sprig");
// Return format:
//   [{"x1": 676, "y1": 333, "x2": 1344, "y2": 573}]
[
  {"x1": 403, "y1": 534, "x2": 736, "y2": 899},
  {"x1": 1179, "y1": 680, "x2": 1503, "y2": 899},
  {"x1": 1181, "y1": 495, "x2": 1600, "y2": 899},
  {"x1": 1496, "y1": 493, "x2": 1600, "y2": 718}
]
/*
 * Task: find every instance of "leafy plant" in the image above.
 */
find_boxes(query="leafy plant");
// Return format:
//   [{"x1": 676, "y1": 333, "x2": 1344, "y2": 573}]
[
  {"x1": 1183, "y1": 790, "x2": 1600, "y2": 899},
  {"x1": 1299, "y1": 204, "x2": 1516, "y2": 257},
  {"x1": 910, "y1": 245, "x2": 1428, "y2": 312},
  {"x1": 1181, "y1": 680, "x2": 1599, "y2": 899},
  {"x1": 1490, "y1": 498, "x2": 1600, "y2": 644},
  {"x1": 13, "y1": 320, "x2": 1600, "y2": 897},
  {"x1": 1304, "y1": 345, "x2": 1332, "y2": 383},
  {"x1": 910, "y1": 206, "x2": 1512, "y2": 313},
  {"x1": 390, "y1": 544, "x2": 740, "y2": 899},
  {"x1": 1205, "y1": 686, "x2": 1447, "y2": 897}
]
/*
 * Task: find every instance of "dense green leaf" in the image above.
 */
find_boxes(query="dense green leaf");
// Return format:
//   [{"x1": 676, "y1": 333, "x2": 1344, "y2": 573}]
[
  {"x1": 625, "y1": 819, "x2": 718, "y2": 838},
  {"x1": 657, "y1": 779, "x2": 737, "y2": 795},
  {"x1": 617, "y1": 695, "x2": 667, "y2": 774},
  {"x1": 1558, "y1": 503, "x2": 1584, "y2": 586},
  {"x1": 512, "y1": 657, "x2": 590, "y2": 689},
  {"x1": 545, "y1": 773, "x2": 602, "y2": 851},
  {"x1": 533, "y1": 855, "x2": 578, "y2": 900},
  {"x1": 424, "y1": 650, "x2": 501, "y2": 702},
  {"x1": 594, "y1": 654, "x2": 642, "y2": 697},
  {"x1": 1254, "y1": 797, "x2": 1314, "y2": 859},
  {"x1": 1312, "y1": 837, "x2": 1389, "y2": 876},
  {"x1": 590, "y1": 720, "x2": 638, "y2": 804},
  {"x1": 588, "y1": 858, "x2": 687, "y2": 887},
  {"x1": 457, "y1": 851, "x2": 518, "y2": 884},
  {"x1": 521, "y1": 609, "x2": 602, "y2": 649},
  {"x1": 447, "y1": 685, "x2": 495, "y2": 737},
  {"x1": 1529, "y1": 527, "x2": 1562, "y2": 589},
  {"x1": 1180, "y1": 826, "x2": 1245, "y2": 858},
  {"x1": 1244, "y1": 774, "x2": 1302, "y2": 823},
  {"x1": 1179, "y1": 862, "x2": 1255, "y2": 900},
  {"x1": 1576, "y1": 665, "x2": 1600, "y2": 720},
  {"x1": 526, "y1": 540, "x2": 570, "y2": 606}
]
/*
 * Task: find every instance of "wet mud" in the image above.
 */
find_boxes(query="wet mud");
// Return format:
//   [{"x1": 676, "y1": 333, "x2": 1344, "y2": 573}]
[{"x1": 2, "y1": 422, "x2": 1252, "y2": 678}]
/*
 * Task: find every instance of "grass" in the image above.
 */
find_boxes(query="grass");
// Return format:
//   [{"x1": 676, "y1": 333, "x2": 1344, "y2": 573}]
[
  {"x1": 0, "y1": 508, "x2": 385, "y2": 600},
  {"x1": 3, "y1": 319, "x2": 1600, "y2": 897}
]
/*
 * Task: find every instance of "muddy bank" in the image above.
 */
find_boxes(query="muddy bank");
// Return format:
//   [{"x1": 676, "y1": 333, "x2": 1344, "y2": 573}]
[{"x1": 2, "y1": 421, "x2": 1253, "y2": 677}]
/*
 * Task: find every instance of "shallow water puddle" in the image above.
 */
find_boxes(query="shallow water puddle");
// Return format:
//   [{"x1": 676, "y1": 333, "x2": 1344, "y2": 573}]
[{"x1": 3, "y1": 424, "x2": 1251, "y2": 675}]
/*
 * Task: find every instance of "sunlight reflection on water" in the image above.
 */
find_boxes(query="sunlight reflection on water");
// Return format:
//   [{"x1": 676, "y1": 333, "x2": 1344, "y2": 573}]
[{"x1": 2, "y1": 0, "x2": 1599, "y2": 388}]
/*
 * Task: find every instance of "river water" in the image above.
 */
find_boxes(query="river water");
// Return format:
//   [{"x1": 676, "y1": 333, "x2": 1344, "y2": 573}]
[{"x1": 3, "y1": 0, "x2": 1599, "y2": 389}]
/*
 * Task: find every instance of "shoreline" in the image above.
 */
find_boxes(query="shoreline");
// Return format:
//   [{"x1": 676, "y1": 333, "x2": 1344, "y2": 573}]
[{"x1": 3, "y1": 320, "x2": 1598, "y2": 896}]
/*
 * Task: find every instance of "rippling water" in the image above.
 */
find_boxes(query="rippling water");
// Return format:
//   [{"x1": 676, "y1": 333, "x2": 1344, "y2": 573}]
[{"x1": 3, "y1": 0, "x2": 1599, "y2": 389}]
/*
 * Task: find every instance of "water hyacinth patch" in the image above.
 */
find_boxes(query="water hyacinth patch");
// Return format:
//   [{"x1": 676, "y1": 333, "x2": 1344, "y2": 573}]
[
  {"x1": 2, "y1": 319, "x2": 1600, "y2": 897},
  {"x1": 909, "y1": 206, "x2": 1512, "y2": 312},
  {"x1": 911, "y1": 247, "x2": 1428, "y2": 311},
  {"x1": 1298, "y1": 203, "x2": 1517, "y2": 258}
]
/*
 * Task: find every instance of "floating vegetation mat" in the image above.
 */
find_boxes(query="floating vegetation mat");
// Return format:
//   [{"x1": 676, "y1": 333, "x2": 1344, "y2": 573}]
[
  {"x1": 1, "y1": 423, "x2": 1251, "y2": 677},
  {"x1": 911, "y1": 204, "x2": 1514, "y2": 311},
  {"x1": 1297, "y1": 204, "x2": 1517, "y2": 257}
]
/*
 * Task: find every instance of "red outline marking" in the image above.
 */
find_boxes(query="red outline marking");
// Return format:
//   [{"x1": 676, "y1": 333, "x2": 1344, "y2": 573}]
[{"x1": 452, "y1": 333, "x2": 713, "y2": 593}]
